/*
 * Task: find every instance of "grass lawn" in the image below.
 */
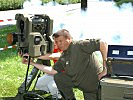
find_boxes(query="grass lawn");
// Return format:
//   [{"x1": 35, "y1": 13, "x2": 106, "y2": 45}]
[
  {"x1": 0, "y1": 25, "x2": 27, "y2": 97},
  {"x1": 0, "y1": 25, "x2": 83, "y2": 99}
]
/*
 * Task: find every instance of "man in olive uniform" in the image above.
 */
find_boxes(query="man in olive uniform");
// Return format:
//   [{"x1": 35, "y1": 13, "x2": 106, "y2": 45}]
[{"x1": 22, "y1": 29, "x2": 108, "y2": 100}]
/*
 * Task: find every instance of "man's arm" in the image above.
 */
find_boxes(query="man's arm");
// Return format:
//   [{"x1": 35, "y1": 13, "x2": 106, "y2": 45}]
[
  {"x1": 98, "y1": 40, "x2": 108, "y2": 79},
  {"x1": 38, "y1": 53, "x2": 51, "y2": 60},
  {"x1": 38, "y1": 52, "x2": 61, "y2": 60},
  {"x1": 31, "y1": 62, "x2": 58, "y2": 75},
  {"x1": 22, "y1": 57, "x2": 58, "y2": 75},
  {"x1": 100, "y1": 40, "x2": 108, "y2": 67}
]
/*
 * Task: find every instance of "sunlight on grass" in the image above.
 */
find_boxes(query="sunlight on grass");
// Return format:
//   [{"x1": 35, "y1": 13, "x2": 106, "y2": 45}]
[
  {"x1": 0, "y1": 26, "x2": 27, "y2": 97},
  {"x1": 74, "y1": 89, "x2": 84, "y2": 100},
  {"x1": 0, "y1": 49, "x2": 27, "y2": 97}
]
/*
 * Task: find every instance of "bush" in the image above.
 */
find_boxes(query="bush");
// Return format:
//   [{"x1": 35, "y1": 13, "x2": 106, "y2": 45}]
[
  {"x1": 114, "y1": 0, "x2": 133, "y2": 7},
  {"x1": 41, "y1": 0, "x2": 51, "y2": 4},
  {"x1": 0, "y1": 0, "x2": 80, "y2": 11},
  {"x1": 42, "y1": 0, "x2": 81, "y2": 5},
  {"x1": 0, "y1": 0, "x2": 24, "y2": 11},
  {"x1": 69, "y1": 0, "x2": 81, "y2": 4}
]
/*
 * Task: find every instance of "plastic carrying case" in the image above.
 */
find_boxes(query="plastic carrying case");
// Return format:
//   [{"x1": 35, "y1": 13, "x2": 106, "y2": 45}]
[{"x1": 107, "y1": 45, "x2": 133, "y2": 77}]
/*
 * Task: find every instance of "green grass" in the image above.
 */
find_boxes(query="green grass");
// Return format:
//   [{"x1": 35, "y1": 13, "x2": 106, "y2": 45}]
[
  {"x1": 0, "y1": 26, "x2": 84, "y2": 99},
  {"x1": 0, "y1": 49, "x2": 27, "y2": 97},
  {"x1": 0, "y1": 25, "x2": 16, "y2": 47},
  {"x1": 0, "y1": 25, "x2": 27, "y2": 97}
]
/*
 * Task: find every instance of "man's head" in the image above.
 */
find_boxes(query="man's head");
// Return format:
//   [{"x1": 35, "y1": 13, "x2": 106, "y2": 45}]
[{"x1": 52, "y1": 29, "x2": 72, "y2": 51}]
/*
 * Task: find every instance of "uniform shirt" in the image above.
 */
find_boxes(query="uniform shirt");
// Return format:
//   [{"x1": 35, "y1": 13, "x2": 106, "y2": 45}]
[{"x1": 53, "y1": 39, "x2": 103, "y2": 92}]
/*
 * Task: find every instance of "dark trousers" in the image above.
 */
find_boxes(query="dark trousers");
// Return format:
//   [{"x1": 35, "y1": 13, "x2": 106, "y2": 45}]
[
  {"x1": 54, "y1": 73, "x2": 75, "y2": 99},
  {"x1": 54, "y1": 73, "x2": 100, "y2": 100}
]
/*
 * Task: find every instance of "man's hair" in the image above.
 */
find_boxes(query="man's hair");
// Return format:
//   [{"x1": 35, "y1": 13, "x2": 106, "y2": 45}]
[{"x1": 52, "y1": 29, "x2": 72, "y2": 39}]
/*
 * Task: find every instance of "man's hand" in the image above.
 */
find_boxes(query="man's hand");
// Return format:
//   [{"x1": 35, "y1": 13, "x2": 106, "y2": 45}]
[
  {"x1": 98, "y1": 67, "x2": 107, "y2": 80},
  {"x1": 22, "y1": 56, "x2": 29, "y2": 65},
  {"x1": 22, "y1": 54, "x2": 33, "y2": 65}
]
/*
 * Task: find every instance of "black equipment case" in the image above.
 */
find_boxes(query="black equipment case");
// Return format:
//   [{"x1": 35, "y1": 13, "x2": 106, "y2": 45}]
[{"x1": 107, "y1": 45, "x2": 133, "y2": 77}]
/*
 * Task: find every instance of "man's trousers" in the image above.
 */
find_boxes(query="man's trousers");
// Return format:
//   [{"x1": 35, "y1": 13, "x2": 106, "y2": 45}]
[{"x1": 54, "y1": 73, "x2": 99, "y2": 100}]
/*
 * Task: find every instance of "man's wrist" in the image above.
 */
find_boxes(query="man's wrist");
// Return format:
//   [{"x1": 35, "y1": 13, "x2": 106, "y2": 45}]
[
  {"x1": 103, "y1": 66, "x2": 107, "y2": 70},
  {"x1": 103, "y1": 59, "x2": 107, "y2": 61}
]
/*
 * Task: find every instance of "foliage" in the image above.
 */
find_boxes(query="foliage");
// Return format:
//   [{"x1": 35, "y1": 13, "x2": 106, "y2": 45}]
[
  {"x1": 69, "y1": 0, "x2": 81, "y2": 4},
  {"x1": 0, "y1": 0, "x2": 24, "y2": 11},
  {"x1": 41, "y1": 0, "x2": 51, "y2": 4},
  {"x1": 114, "y1": 0, "x2": 133, "y2": 7},
  {"x1": 0, "y1": 0, "x2": 81, "y2": 10},
  {"x1": 42, "y1": 0, "x2": 81, "y2": 5}
]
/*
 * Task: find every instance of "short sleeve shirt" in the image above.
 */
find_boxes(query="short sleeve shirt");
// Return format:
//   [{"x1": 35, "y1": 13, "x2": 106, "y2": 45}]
[{"x1": 53, "y1": 39, "x2": 102, "y2": 92}]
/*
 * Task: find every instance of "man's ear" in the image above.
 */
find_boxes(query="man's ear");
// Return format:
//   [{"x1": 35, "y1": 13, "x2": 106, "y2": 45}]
[{"x1": 67, "y1": 37, "x2": 71, "y2": 42}]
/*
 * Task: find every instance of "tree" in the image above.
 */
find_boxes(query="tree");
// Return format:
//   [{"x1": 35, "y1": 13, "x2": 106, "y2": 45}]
[{"x1": 81, "y1": 0, "x2": 87, "y2": 11}]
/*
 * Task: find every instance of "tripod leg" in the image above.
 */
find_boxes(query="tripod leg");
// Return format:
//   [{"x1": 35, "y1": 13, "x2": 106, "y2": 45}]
[
  {"x1": 18, "y1": 67, "x2": 39, "y2": 94},
  {"x1": 15, "y1": 59, "x2": 51, "y2": 100}
]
